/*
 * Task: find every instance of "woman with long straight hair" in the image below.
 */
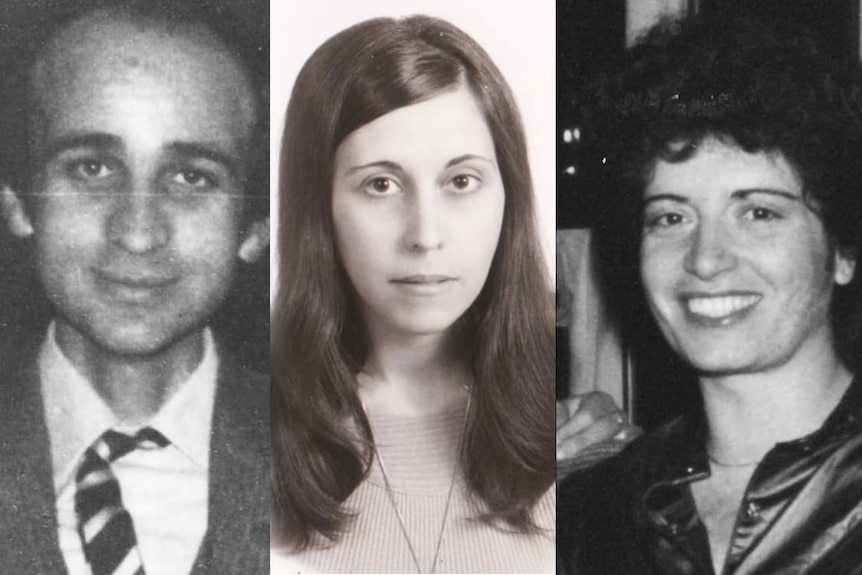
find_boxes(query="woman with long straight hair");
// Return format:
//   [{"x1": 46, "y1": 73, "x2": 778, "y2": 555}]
[{"x1": 270, "y1": 15, "x2": 556, "y2": 573}]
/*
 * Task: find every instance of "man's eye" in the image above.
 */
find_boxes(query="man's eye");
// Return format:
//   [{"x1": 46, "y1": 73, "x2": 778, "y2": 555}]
[
  {"x1": 172, "y1": 169, "x2": 214, "y2": 189},
  {"x1": 446, "y1": 174, "x2": 481, "y2": 194},
  {"x1": 363, "y1": 177, "x2": 402, "y2": 196},
  {"x1": 69, "y1": 160, "x2": 116, "y2": 181}
]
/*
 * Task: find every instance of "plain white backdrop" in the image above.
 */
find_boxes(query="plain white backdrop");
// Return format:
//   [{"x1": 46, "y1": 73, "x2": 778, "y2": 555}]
[{"x1": 269, "y1": 0, "x2": 556, "y2": 300}]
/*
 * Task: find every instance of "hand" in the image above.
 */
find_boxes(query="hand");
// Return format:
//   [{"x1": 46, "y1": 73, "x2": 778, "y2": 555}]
[{"x1": 556, "y1": 392, "x2": 640, "y2": 462}]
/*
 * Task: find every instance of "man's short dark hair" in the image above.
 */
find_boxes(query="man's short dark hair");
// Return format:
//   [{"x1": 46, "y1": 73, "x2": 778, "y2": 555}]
[
  {"x1": 0, "y1": 0, "x2": 270, "y2": 370},
  {"x1": 0, "y1": 0, "x2": 269, "y2": 223}
]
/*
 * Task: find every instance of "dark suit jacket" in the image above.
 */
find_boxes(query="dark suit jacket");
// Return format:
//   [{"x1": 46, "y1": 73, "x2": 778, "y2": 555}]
[{"x1": 0, "y1": 354, "x2": 270, "y2": 574}]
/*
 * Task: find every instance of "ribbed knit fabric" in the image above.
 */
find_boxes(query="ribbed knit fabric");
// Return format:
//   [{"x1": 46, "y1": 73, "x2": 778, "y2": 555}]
[{"x1": 275, "y1": 401, "x2": 555, "y2": 574}]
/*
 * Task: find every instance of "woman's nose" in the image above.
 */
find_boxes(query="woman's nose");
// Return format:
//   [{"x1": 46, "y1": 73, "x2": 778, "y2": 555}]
[
  {"x1": 682, "y1": 220, "x2": 737, "y2": 280},
  {"x1": 107, "y1": 181, "x2": 170, "y2": 254},
  {"x1": 404, "y1": 191, "x2": 444, "y2": 252}
]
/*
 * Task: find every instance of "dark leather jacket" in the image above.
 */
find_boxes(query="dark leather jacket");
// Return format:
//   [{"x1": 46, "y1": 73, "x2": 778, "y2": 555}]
[{"x1": 558, "y1": 380, "x2": 862, "y2": 575}]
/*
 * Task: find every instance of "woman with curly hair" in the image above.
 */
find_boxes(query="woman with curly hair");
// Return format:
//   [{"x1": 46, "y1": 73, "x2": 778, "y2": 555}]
[{"x1": 559, "y1": 16, "x2": 862, "y2": 574}]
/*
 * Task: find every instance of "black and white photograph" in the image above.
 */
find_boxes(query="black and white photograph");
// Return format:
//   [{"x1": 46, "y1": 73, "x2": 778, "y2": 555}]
[
  {"x1": 557, "y1": 1, "x2": 862, "y2": 573},
  {"x1": 0, "y1": 1, "x2": 270, "y2": 573},
  {"x1": 269, "y1": 1, "x2": 557, "y2": 573}
]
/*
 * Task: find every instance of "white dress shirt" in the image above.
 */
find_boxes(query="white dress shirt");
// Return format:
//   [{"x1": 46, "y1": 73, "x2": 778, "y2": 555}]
[{"x1": 41, "y1": 323, "x2": 218, "y2": 575}]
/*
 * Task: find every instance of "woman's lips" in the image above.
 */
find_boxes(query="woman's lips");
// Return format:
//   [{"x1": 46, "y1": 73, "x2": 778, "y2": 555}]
[
  {"x1": 392, "y1": 274, "x2": 454, "y2": 283},
  {"x1": 391, "y1": 275, "x2": 457, "y2": 295},
  {"x1": 680, "y1": 292, "x2": 762, "y2": 327}
]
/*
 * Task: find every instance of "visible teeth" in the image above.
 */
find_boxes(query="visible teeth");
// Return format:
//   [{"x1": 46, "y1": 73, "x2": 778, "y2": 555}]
[{"x1": 687, "y1": 295, "x2": 759, "y2": 318}]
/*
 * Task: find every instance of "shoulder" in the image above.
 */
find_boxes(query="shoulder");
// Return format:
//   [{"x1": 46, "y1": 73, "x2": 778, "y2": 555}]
[
  {"x1": 557, "y1": 417, "x2": 688, "y2": 575},
  {"x1": 211, "y1": 355, "x2": 269, "y2": 464},
  {"x1": 215, "y1": 356, "x2": 269, "y2": 424},
  {"x1": 0, "y1": 361, "x2": 46, "y2": 446},
  {"x1": 531, "y1": 483, "x2": 557, "y2": 532}
]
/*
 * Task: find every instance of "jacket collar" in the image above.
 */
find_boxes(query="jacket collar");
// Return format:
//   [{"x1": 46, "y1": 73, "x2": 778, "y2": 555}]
[
  {"x1": 0, "y1": 346, "x2": 269, "y2": 575},
  {"x1": 190, "y1": 354, "x2": 270, "y2": 575},
  {"x1": 644, "y1": 377, "x2": 862, "y2": 492},
  {"x1": 638, "y1": 377, "x2": 862, "y2": 573}
]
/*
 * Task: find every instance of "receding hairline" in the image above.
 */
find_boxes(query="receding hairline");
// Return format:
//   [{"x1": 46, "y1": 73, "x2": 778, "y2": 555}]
[{"x1": 26, "y1": 7, "x2": 259, "y2": 148}]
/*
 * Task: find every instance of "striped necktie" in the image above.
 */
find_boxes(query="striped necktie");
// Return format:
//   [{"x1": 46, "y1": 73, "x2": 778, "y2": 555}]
[{"x1": 75, "y1": 428, "x2": 169, "y2": 575}]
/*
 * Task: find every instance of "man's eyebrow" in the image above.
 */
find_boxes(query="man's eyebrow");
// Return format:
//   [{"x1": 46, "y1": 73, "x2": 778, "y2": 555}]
[
  {"x1": 731, "y1": 188, "x2": 801, "y2": 201},
  {"x1": 42, "y1": 132, "x2": 123, "y2": 161},
  {"x1": 445, "y1": 154, "x2": 495, "y2": 169},
  {"x1": 164, "y1": 141, "x2": 242, "y2": 179},
  {"x1": 345, "y1": 160, "x2": 402, "y2": 175}
]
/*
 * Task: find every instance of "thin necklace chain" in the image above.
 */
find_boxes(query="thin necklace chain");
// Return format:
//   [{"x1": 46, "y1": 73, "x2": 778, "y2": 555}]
[
  {"x1": 706, "y1": 451, "x2": 760, "y2": 468},
  {"x1": 373, "y1": 392, "x2": 471, "y2": 574}
]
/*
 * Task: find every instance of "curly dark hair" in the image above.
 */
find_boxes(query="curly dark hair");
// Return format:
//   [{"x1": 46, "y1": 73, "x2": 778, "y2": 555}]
[{"x1": 580, "y1": 16, "x2": 862, "y2": 370}]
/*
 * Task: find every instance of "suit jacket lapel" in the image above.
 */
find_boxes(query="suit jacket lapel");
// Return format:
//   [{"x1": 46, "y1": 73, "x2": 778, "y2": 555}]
[
  {"x1": 0, "y1": 347, "x2": 268, "y2": 574},
  {"x1": 191, "y1": 358, "x2": 269, "y2": 575},
  {"x1": 0, "y1": 365, "x2": 69, "y2": 574}
]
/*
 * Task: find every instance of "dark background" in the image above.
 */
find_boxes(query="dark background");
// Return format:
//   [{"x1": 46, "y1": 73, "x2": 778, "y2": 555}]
[{"x1": 558, "y1": 0, "x2": 861, "y2": 428}]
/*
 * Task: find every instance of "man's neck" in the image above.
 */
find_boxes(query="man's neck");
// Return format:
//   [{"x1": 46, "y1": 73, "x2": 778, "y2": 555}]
[{"x1": 54, "y1": 321, "x2": 206, "y2": 425}]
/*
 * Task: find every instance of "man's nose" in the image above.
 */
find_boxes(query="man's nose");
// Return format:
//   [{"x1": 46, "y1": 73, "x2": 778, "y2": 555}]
[
  {"x1": 682, "y1": 220, "x2": 737, "y2": 280},
  {"x1": 404, "y1": 189, "x2": 444, "y2": 252},
  {"x1": 107, "y1": 180, "x2": 170, "y2": 254}
]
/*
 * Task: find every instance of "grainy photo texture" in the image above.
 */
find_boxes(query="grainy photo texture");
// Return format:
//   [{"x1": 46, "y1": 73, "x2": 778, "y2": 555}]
[
  {"x1": 0, "y1": 1, "x2": 270, "y2": 573},
  {"x1": 557, "y1": 2, "x2": 862, "y2": 574}
]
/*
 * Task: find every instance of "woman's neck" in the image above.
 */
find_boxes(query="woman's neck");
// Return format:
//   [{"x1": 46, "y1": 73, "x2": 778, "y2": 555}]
[
  {"x1": 358, "y1": 326, "x2": 469, "y2": 418},
  {"x1": 700, "y1": 340, "x2": 853, "y2": 466}
]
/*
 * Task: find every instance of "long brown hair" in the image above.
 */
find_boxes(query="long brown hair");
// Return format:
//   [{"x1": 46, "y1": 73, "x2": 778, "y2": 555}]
[{"x1": 271, "y1": 15, "x2": 555, "y2": 549}]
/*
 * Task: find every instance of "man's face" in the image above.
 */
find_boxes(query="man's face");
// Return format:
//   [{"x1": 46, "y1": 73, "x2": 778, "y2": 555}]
[
  {"x1": 640, "y1": 137, "x2": 855, "y2": 376},
  {"x1": 9, "y1": 13, "x2": 264, "y2": 358}
]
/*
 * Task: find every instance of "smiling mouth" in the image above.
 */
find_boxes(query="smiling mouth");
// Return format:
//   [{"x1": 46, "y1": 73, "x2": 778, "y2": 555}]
[
  {"x1": 98, "y1": 273, "x2": 176, "y2": 288},
  {"x1": 95, "y1": 269, "x2": 178, "y2": 302},
  {"x1": 685, "y1": 294, "x2": 761, "y2": 319}
]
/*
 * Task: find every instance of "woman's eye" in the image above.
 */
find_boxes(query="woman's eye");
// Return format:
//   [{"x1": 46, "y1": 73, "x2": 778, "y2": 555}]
[
  {"x1": 363, "y1": 177, "x2": 402, "y2": 196},
  {"x1": 69, "y1": 159, "x2": 116, "y2": 181},
  {"x1": 172, "y1": 169, "x2": 214, "y2": 189},
  {"x1": 447, "y1": 174, "x2": 481, "y2": 193},
  {"x1": 645, "y1": 212, "x2": 685, "y2": 229},
  {"x1": 744, "y1": 206, "x2": 780, "y2": 221}
]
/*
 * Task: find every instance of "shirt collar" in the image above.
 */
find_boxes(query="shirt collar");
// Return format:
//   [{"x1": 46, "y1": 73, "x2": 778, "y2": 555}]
[
  {"x1": 646, "y1": 377, "x2": 862, "y2": 485},
  {"x1": 41, "y1": 322, "x2": 219, "y2": 494},
  {"x1": 641, "y1": 376, "x2": 862, "y2": 526}
]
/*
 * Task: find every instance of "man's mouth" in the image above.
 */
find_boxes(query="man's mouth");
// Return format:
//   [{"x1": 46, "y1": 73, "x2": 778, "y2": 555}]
[{"x1": 95, "y1": 268, "x2": 178, "y2": 302}]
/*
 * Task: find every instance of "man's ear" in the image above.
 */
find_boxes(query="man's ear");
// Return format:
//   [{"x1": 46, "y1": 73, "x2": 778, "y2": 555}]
[
  {"x1": 238, "y1": 217, "x2": 270, "y2": 263},
  {"x1": 0, "y1": 186, "x2": 34, "y2": 237},
  {"x1": 835, "y1": 248, "x2": 856, "y2": 286}
]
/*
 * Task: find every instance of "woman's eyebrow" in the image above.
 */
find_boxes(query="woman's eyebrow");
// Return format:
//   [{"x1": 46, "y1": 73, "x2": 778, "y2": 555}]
[
  {"x1": 445, "y1": 154, "x2": 495, "y2": 168},
  {"x1": 732, "y1": 188, "x2": 801, "y2": 201},
  {"x1": 643, "y1": 193, "x2": 689, "y2": 207},
  {"x1": 345, "y1": 160, "x2": 402, "y2": 175}
]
